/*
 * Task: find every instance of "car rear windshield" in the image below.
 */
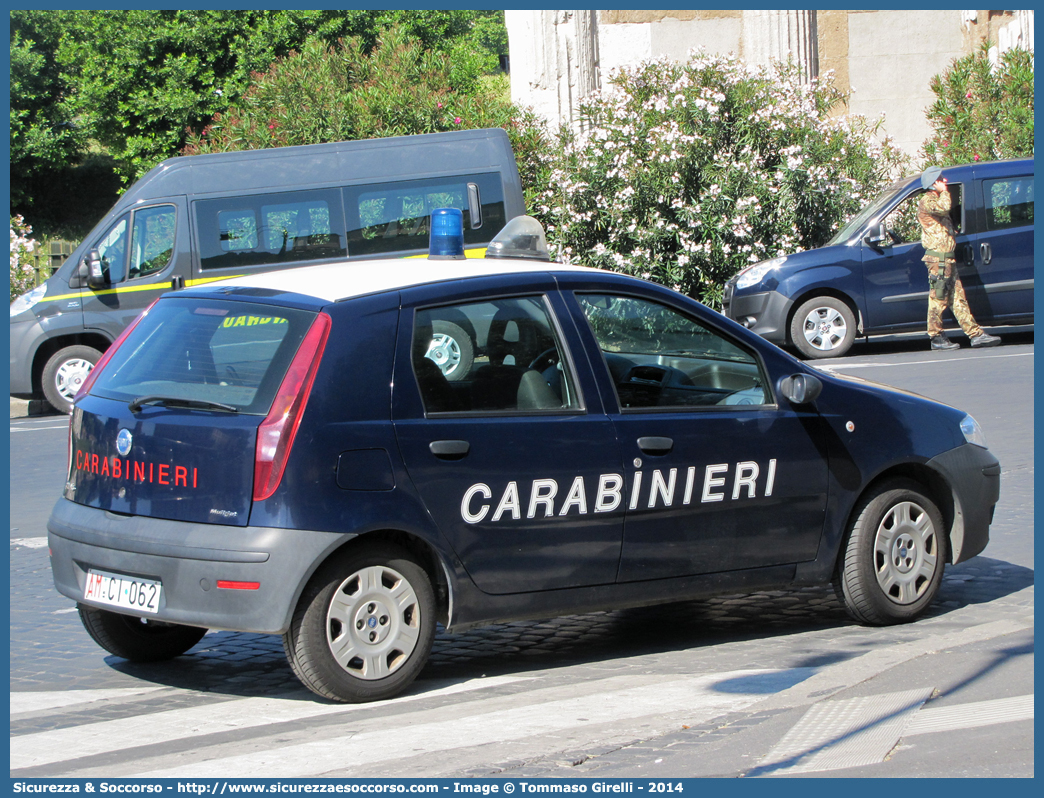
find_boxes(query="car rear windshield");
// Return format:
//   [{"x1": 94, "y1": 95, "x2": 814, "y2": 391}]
[{"x1": 88, "y1": 298, "x2": 317, "y2": 415}]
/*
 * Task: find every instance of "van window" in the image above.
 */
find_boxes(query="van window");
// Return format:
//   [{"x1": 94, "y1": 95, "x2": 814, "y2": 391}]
[
  {"x1": 96, "y1": 217, "x2": 129, "y2": 283},
  {"x1": 88, "y1": 298, "x2": 316, "y2": 415},
  {"x1": 345, "y1": 173, "x2": 506, "y2": 257},
  {"x1": 195, "y1": 189, "x2": 348, "y2": 270},
  {"x1": 984, "y1": 176, "x2": 1034, "y2": 230},
  {"x1": 92, "y1": 205, "x2": 176, "y2": 283},
  {"x1": 129, "y1": 205, "x2": 176, "y2": 279}
]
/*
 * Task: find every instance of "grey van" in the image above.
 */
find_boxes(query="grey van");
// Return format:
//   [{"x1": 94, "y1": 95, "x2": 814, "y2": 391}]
[{"x1": 10, "y1": 129, "x2": 525, "y2": 412}]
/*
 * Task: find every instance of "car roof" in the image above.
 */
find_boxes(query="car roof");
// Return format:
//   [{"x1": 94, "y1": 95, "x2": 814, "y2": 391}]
[{"x1": 198, "y1": 258, "x2": 601, "y2": 304}]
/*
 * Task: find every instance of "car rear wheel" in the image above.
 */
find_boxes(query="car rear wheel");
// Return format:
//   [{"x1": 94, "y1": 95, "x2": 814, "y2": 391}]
[
  {"x1": 790, "y1": 297, "x2": 856, "y2": 359},
  {"x1": 836, "y1": 479, "x2": 947, "y2": 625},
  {"x1": 78, "y1": 604, "x2": 208, "y2": 661},
  {"x1": 283, "y1": 542, "x2": 436, "y2": 703},
  {"x1": 42, "y1": 345, "x2": 102, "y2": 413}
]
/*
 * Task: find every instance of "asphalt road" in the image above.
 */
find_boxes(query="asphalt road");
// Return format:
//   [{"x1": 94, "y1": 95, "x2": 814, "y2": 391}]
[{"x1": 8, "y1": 333, "x2": 1034, "y2": 778}]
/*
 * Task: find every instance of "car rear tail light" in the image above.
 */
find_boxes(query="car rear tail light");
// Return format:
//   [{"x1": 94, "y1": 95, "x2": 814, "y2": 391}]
[
  {"x1": 74, "y1": 298, "x2": 160, "y2": 403},
  {"x1": 217, "y1": 580, "x2": 260, "y2": 590},
  {"x1": 253, "y1": 312, "x2": 332, "y2": 502}
]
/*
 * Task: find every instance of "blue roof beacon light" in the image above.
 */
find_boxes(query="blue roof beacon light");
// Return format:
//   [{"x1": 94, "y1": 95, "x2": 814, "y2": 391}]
[
  {"x1": 428, "y1": 208, "x2": 466, "y2": 260},
  {"x1": 484, "y1": 215, "x2": 551, "y2": 261}
]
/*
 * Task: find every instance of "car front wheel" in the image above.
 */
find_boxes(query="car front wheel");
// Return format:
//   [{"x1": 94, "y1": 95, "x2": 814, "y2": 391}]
[
  {"x1": 836, "y1": 479, "x2": 947, "y2": 625},
  {"x1": 790, "y1": 297, "x2": 857, "y2": 359},
  {"x1": 283, "y1": 542, "x2": 436, "y2": 703}
]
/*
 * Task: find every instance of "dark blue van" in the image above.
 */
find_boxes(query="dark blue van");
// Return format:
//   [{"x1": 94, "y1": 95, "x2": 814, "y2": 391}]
[
  {"x1": 48, "y1": 218, "x2": 1000, "y2": 703},
  {"x1": 723, "y1": 159, "x2": 1034, "y2": 358}
]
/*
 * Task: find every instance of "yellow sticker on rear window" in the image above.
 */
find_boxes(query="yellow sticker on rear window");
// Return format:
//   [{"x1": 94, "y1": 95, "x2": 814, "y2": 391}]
[{"x1": 221, "y1": 315, "x2": 288, "y2": 328}]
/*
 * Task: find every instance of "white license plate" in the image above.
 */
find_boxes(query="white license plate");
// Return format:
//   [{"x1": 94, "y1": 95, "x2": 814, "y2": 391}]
[{"x1": 84, "y1": 569, "x2": 162, "y2": 614}]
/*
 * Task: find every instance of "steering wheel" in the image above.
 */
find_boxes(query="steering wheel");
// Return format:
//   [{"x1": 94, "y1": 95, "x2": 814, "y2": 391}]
[{"x1": 529, "y1": 347, "x2": 560, "y2": 373}]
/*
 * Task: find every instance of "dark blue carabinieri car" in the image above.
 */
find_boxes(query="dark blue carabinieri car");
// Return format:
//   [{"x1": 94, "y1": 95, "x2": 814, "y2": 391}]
[
  {"x1": 49, "y1": 217, "x2": 1000, "y2": 703},
  {"x1": 723, "y1": 159, "x2": 1034, "y2": 358}
]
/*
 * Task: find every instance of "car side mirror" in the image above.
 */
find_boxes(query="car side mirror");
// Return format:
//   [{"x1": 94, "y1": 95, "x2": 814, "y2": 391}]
[
  {"x1": 864, "y1": 223, "x2": 890, "y2": 253},
  {"x1": 84, "y1": 250, "x2": 107, "y2": 289},
  {"x1": 779, "y1": 373, "x2": 823, "y2": 405}
]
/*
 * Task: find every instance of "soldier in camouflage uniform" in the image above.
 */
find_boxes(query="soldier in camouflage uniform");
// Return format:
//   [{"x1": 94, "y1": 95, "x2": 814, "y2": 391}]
[{"x1": 917, "y1": 166, "x2": 1000, "y2": 351}]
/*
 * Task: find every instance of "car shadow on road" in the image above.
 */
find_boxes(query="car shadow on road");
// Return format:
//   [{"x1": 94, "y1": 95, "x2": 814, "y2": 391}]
[{"x1": 101, "y1": 555, "x2": 1033, "y2": 701}]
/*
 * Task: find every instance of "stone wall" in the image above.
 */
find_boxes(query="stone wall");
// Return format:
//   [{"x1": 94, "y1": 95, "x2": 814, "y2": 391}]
[{"x1": 505, "y1": 9, "x2": 1034, "y2": 160}]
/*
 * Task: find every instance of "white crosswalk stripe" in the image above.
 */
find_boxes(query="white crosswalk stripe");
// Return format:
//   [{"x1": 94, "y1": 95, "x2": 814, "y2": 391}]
[
  {"x1": 11, "y1": 676, "x2": 529, "y2": 771},
  {"x1": 136, "y1": 669, "x2": 810, "y2": 778},
  {"x1": 11, "y1": 668, "x2": 811, "y2": 777},
  {"x1": 12, "y1": 670, "x2": 1033, "y2": 778}
]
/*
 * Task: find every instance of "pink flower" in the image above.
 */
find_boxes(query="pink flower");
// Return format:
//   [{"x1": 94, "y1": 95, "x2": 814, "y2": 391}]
[
  {"x1": 973, "y1": 154, "x2": 980, "y2": 161},
  {"x1": 966, "y1": 91, "x2": 973, "y2": 98},
  {"x1": 454, "y1": 117, "x2": 462, "y2": 125},
  {"x1": 268, "y1": 122, "x2": 278, "y2": 130},
  {"x1": 437, "y1": 102, "x2": 443, "y2": 109}
]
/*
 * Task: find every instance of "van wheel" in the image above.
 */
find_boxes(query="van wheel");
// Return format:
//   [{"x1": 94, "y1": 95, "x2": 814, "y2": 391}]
[
  {"x1": 42, "y1": 345, "x2": 102, "y2": 413},
  {"x1": 790, "y1": 297, "x2": 856, "y2": 359},
  {"x1": 78, "y1": 605, "x2": 208, "y2": 661},
  {"x1": 835, "y1": 479, "x2": 947, "y2": 625},
  {"x1": 426, "y1": 320, "x2": 473, "y2": 381},
  {"x1": 283, "y1": 543, "x2": 436, "y2": 703}
]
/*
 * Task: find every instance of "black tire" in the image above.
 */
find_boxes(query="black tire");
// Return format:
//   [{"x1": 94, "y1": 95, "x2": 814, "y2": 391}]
[
  {"x1": 835, "y1": 479, "x2": 948, "y2": 625},
  {"x1": 42, "y1": 345, "x2": 103, "y2": 413},
  {"x1": 789, "y1": 296, "x2": 857, "y2": 359},
  {"x1": 283, "y1": 542, "x2": 436, "y2": 703},
  {"x1": 78, "y1": 604, "x2": 208, "y2": 661},
  {"x1": 427, "y1": 320, "x2": 474, "y2": 382}
]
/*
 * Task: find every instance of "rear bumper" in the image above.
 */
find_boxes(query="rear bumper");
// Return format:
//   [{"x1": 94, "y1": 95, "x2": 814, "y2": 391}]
[
  {"x1": 927, "y1": 443, "x2": 1001, "y2": 564},
  {"x1": 47, "y1": 498, "x2": 355, "y2": 634}
]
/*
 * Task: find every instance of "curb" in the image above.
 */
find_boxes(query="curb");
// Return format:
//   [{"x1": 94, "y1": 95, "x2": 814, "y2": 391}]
[{"x1": 10, "y1": 397, "x2": 56, "y2": 419}]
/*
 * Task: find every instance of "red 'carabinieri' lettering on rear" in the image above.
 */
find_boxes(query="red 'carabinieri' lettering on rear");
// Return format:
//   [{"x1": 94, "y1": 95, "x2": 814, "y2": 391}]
[{"x1": 74, "y1": 450, "x2": 198, "y2": 488}]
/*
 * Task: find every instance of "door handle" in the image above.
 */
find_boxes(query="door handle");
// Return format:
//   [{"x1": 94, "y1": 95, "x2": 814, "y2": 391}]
[
  {"x1": 980, "y1": 242, "x2": 992, "y2": 265},
  {"x1": 637, "y1": 436, "x2": 673, "y2": 455},
  {"x1": 429, "y1": 440, "x2": 470, "y2": 459}
]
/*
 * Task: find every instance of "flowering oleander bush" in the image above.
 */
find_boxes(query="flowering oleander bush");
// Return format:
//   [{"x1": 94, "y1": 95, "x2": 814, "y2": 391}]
[
  {"x1": 10, "y1": 215, "x2": 38, "y2": 301},
  {"x1": 534, "y1": 50, "x2": 907, "y2": 308},
  {"x1": 922, "y1": 41, "x2": 1034, "y2": 167}
]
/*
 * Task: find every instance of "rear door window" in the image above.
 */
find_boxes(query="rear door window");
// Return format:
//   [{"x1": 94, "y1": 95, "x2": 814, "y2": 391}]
[
  {"x1": 88, "y1": 298, "x2": 317, "y2": 414},
  {"x1": 411, "y1": 296, "x2": 581, "y2": 414}
]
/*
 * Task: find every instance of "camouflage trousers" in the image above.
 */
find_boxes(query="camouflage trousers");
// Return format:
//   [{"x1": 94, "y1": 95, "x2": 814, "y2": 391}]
[{"x1": 925, "y1": 258, "x2": 983, "y2": 339}]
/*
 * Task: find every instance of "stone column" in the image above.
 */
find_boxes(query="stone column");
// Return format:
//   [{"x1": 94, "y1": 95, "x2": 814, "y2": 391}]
[
  {"x1": 742, "y1": 10, "x2": 819, "y2": 80},
  {"x1": 505, "y1": 10, "x2": 600, "y2": 131}
]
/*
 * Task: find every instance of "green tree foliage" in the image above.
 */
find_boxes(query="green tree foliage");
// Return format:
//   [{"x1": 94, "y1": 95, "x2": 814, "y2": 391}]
[
  {"x1": 922, "y1": 42, "x2": 1034, "y2": 166},
  {"x1": 183, "y1": 28, "x2": 551, "y2": 212},
  {"x1": 534, "y1": 52, "x2": 908, "y2": 308},
  {"x1": 9, "y1": 10, "x2": 507, "y2": 235},
  {"x1": 10, "y1": 15, "x2": 83, "y2": 208}
]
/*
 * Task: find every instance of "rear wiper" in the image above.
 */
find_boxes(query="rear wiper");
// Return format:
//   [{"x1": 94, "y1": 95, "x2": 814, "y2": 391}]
[{"x1": 128, "y1": 395, "x2": 239, "y2": 413}]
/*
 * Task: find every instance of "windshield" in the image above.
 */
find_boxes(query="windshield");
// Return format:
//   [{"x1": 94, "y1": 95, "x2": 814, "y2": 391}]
[
  {"x1": 826, "y1": 180, "x2": 910, "y2": 246},
  {"x1": 89, "y1": 298, "x2": 317, "y2": 414}
]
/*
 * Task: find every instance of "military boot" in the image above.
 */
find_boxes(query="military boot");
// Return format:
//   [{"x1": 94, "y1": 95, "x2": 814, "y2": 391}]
[
  {"x1": 970, "y1": 332, "x2": 1001, "y2": 348},
  {"x1": 930, "y1": 335, "x2": 959, "y2": 351}
]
